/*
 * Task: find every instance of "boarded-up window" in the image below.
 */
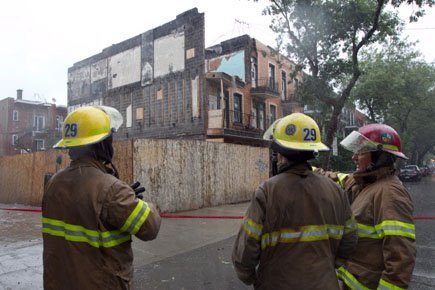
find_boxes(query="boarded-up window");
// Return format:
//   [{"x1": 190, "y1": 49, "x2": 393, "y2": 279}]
[
  {"x1": 136, "y1": 108, "x2": 144, "y2": 120},
  {"x1": 157, "y1": 89, "x2": 163, "y2": 100},
  {"x1": 192, "y1": 76, "x2": 199, "y2": 118},
  {"x1": 186, "y1": 48, "x2": 195, "y2": 59},
  {"x1": 126, "y1": 105, "x2": 132, "y2": 128}
]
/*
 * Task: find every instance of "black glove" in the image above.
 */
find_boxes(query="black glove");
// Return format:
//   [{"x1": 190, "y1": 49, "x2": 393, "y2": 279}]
[{"x1": 131, "y1": 181, "x2": 145, "y2": 200}]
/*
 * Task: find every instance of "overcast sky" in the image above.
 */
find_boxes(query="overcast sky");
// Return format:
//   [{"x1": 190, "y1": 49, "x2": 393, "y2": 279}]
[{"x1": 1, "y1": 0, "x2": 434, "y2": 106}]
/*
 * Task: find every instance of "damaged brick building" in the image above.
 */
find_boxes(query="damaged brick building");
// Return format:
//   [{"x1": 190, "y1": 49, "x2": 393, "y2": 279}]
[{"x1": 67, "y1": 8, "x2": 303, "y2": 146}]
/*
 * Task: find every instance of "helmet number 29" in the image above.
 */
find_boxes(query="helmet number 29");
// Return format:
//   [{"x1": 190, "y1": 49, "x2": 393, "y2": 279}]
[
  {"x1": 303, "y1": 128, "x2": 317, "y2": 141},
  {"x1": 64, "y1": 123, "x2": 78, "y2": 138}
]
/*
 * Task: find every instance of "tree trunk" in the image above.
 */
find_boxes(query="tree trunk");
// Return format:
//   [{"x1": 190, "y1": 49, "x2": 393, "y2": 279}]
[{"x1": 321, "y1": 104, "x2": 343, "y2": 169}]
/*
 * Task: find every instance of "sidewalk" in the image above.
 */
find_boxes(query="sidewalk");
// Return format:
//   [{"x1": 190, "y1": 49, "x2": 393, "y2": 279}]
[{"x1": 0, "y1": 202, "x2": 249, "y2": 290}]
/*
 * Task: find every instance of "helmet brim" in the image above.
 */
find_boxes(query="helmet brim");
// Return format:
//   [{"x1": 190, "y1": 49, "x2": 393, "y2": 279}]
[
  {"x1": 53, "y1": 132, "x2": 110, "y2": 149},
  {"x1": 341, "y1": 130, "x2": 408, "y2": 160},
  {"x1": 275, "y1": 139, "x2": 329, "y2": 151}
]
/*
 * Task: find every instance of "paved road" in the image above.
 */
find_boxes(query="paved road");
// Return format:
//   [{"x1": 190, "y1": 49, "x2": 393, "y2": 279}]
[
  {"x1": 405, "y1": 175, "x2": 435, "y2": 290},
  {"x1": 0, "y1": 175, "x2": 434, "y2": 290}
]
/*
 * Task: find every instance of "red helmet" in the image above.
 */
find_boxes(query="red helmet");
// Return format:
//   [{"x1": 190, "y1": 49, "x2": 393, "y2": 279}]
[{"x1": 341, "y1": 123, "x2": 408, "y2": 160}]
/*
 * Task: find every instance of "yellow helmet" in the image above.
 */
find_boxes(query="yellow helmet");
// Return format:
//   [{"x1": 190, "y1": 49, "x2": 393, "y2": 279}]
[
  {"x1": 53, "y1": 106, "x2": 123, "y2": 149},
  {"x1": 266, "y1": 113, "x2": 329, "y2": 152}
]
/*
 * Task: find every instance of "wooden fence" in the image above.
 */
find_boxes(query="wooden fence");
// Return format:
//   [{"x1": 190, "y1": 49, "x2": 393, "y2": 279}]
[{"x1": 0, "y1": 139, "x2": 269, "y2": 212}]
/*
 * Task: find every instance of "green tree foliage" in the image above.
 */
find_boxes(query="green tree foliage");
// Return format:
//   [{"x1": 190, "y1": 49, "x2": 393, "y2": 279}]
[
  {"x1": 352, "y1": 39, "x2": 435, "y2": 165},
  {"x1": 260, "y1": 0, "x2": 434, "y2": 168}
]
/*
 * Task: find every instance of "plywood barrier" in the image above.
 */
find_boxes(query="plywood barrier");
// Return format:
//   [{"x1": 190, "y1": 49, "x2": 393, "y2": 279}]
[
  {"x1": 134, "y1": 139, "x2": 269, "y2": 212},
  {"x1": 0, "y1": 139, "x2": 268, "y2": 212},
  {"x1": 0, "y1": 150, "x2": 69, "y2": 205},
  {"x1": 0, "y1": 140, "x2": 133, "y2": 206}
]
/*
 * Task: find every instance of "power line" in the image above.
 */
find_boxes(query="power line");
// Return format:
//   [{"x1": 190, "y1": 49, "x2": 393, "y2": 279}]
[{"x1": 403, "y1": 27, "x2": 435, "y2": 30}]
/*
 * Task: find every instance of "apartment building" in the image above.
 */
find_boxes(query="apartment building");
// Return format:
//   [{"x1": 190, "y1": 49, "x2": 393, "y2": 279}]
[{"x1": 0, "y1": 90, "x2": 67, "y2": 156}]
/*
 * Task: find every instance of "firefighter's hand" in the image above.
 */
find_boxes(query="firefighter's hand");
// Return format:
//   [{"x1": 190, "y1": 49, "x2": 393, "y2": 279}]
[{"x1": 131, "y1": 181, "x2": 145, "y2": 200}]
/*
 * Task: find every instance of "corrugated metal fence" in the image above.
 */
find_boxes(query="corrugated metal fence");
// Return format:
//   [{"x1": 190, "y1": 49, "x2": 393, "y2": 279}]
[{"x1": 0, "y1": 139, "x2": 269, "y2": 212}]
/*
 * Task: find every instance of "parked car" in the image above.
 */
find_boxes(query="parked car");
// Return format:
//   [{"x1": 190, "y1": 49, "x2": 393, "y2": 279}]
[
  {"x1": 420, "y1": 165, "x2": 430, "y2": 176},
  {"x1": 405, "y1": 165, "x2": 422, "y2": 179},
  {"x1": 399, "y1": 167, "x2": 421, "y2": 182}
]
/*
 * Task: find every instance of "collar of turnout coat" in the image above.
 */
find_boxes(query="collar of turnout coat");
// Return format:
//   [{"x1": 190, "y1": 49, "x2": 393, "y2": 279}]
[{"x1": 353, "y1": 166, "x2": 395, "y2": 185}]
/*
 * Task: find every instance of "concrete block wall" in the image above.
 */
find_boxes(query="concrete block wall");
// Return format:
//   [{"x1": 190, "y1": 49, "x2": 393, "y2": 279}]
[{"x1": 67, "y1": 8, "x2": 206, "y2": 141}]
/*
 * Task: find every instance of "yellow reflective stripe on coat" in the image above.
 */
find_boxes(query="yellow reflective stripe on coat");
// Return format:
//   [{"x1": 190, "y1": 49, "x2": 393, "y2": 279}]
[
  {"x1": 120, "y1": 200, "x2": 151, "y2": 235},
  {"x1": 345, "y1": 215, "x2": 357, "y2": 234},
  {"x1": 357, "y1": 220, "x2": 415, "y2": 239},
  {"x1": 377, "y1": 278, "x2": 405, "y2": 290},
  {"x1": 261, "y1": 224, "x2": 344, "y2": 250},
  {"x1": 42, "y1": 217, "x2": 131, "y2": 248},
  {"x1": 242, "y1": 217, "x2": 263, "y2": 240},
  {"x1": 337, "y1": 173, "x2": 349, "y2": 189},
  {"x1": 336, "y1": 266, "x2": 370, "y2": 290}
]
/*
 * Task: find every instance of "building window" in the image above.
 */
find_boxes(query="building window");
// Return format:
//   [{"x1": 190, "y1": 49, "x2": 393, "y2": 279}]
[
  {"x1": 281, "y1": 71, "x2": 287, "y2": 100},
  {"x1": 252, "y1": 102, "x2": 265, "y2": 130},
  {"x1": 209, "y1": 95, "x2": 220, "y2": 110},
  {"x1": 268, "y1": 64, "x2": 276, "y2": 90},
  {"x1": 234, "y1": 93, "x2": 242, "y2": 123},
  {"x1": 34, "y1": 139, "x2": 45, "y2": 151},
  {"x1": 251, "y1": 57, "x2": 258, "y2": 88},
  {"x1": 34, "y1": 115, "x2": 45, "y2": 131},
  {"x1": 251, "y1": 105, "x2": 257, "y2": 128},
  {"x1": 56, "y1": 115, "x2": 64, "y2": 130},
  {"x1": 270, "y1": 104, "x2": 277, "y2": 126},
  {"x1": 12, "y1": 135, "x2": 18, "y2": 145},
  {"x1": 13, "y1": 110, "x2": 19, "y2": 121}
]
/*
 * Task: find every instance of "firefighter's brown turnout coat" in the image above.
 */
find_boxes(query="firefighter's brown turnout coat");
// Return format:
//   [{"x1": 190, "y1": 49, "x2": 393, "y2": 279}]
[
  {"x1": 337, "y1": 167, "x2": 416, "y2": 290},
  {"x1": 42, "y1": 156, "x2": 161, "y2": 290},
  {"x1": 232, "y1": 162, "x2": 357, "y2": 290}
]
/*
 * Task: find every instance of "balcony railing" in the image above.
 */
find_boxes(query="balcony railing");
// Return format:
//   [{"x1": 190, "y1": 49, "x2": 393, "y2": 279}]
[
  {"x1": 251, "y1": 78, "x2": 279, "y2": 96},
  {"x1": 208, "y1": 109, "x2": 276, "y2": 132}
]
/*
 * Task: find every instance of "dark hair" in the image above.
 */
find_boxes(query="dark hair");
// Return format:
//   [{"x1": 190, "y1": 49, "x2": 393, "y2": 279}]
[{"x1": 370, "y1": 150, "x2": 396, "y2": 170}]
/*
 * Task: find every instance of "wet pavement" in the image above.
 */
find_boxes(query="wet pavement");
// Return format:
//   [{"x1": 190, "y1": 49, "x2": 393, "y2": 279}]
[
  {"x1": 1, "y1": 175, "x2": 434, "y2": 289},
  {"x1": 0, "y1": 208, "x2": 43, "y2": 290},
  {"x1": 0, "y1": 203, "x2": 247, "y2": 290}
]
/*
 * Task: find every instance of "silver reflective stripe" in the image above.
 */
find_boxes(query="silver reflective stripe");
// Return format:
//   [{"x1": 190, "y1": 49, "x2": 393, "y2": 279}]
[
  {"x1": 242, "y1": 217, "x2": 263, "y2": 240},
  {"x1": 261, "y1": 224, "x2": 344, "y2": 249},
  {"x1": 43, "y1": 223, "x2": 129, "y2": 243},
  {"x1": 336, "y1": 266, "x2": 370, "y2": 290},
  {"x1": 42, "y1": 217, "x2": 132, "y2": 248},
  {"x1": 279, "y1": 228, "x2": 343, "y2": 239},
  {"x1": 125, "y1": 203, "x2": 146, "y2": 234}
]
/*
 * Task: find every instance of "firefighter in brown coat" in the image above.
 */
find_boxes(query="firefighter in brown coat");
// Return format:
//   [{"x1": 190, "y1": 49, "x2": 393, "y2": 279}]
[
  {"x1": 232, "y1": 113, "x2": 358, "y2": 290},
  {"x1": 337, "y1": 124, "x2": 416, "y2": 289},
  {"x1": 42, "y1": 106, "x2": 161, "y2": 290}
]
